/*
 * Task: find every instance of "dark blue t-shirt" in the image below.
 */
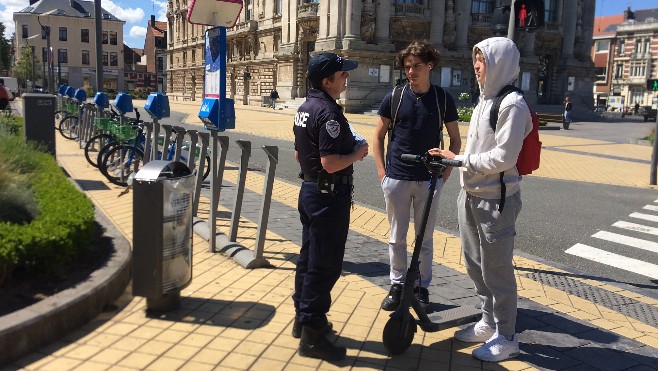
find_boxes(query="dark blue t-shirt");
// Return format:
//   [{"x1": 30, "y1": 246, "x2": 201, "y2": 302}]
[
  {"x1": 378, "y1": 84, "x2": 458, "y2": 181},
  {"x1": 294, "y1": 89, "x2": 355, "y2": 177}
]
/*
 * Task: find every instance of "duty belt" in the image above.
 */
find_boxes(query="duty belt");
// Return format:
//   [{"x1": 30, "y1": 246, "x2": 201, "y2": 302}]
[{"x1": 302, "y1": 173, "x2": 353, "y2": 185}]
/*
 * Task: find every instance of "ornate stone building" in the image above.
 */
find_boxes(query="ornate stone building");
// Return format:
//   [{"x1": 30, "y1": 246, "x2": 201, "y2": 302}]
[{"x1": 167, "y1": 0, "x2": 596, "y2": 111}]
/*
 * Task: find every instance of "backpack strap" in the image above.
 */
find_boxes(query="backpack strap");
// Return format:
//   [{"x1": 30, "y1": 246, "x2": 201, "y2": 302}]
[
  {"x1": 388, "y1": 84, "x2": 405, "y2": 146},
  {"x1": 433, "y1": 85, "x2": 446, "y2": 149},
  {"x1": 489, "y1": 84, "x2": 523, "y2": 213}
]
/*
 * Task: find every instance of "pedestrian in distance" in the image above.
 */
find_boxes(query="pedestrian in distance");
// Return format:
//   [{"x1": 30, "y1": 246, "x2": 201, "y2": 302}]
[
  {"x1": 292, "y1": 52, "x2": 369, "y2": 362},
  {"x1": 269, "y1": 87, "x2": 279, "y2": 110},
  {"x1": 429, "y1": 36, "x2": 532, "y2": 362},
  {"x1": 563, "y1": 96, "x2": 572, "y2": 129},
  {"x1": 373, "y1": 40, "x2": 461, "y2": 313}
]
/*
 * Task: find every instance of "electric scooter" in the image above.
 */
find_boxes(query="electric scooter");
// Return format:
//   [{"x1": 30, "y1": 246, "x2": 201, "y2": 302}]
[{"x1": 382, "y1": 153, "x2": 481, "y2": 355}]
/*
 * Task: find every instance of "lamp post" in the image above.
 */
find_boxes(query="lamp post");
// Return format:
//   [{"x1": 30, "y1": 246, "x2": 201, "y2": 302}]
[
  {"x1": 37, "y1": 10, "x2": 57, "y2": 94},
  {"x1": 26, "y1": 35, "x2": 39, "y2": 91}
]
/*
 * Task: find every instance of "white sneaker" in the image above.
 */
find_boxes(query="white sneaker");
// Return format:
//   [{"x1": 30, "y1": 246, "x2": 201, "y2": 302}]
[
  {"x1": 454, "y1": 320, "x2": 496, "y2": 343},
  {"x1": 472, "y1": 333, "x2": 520, "y2": 362}
]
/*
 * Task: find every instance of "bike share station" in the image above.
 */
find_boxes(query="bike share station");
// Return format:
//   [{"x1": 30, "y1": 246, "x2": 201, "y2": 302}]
[{"x1": 188, "y1": 0, "x2": 279, "y2": 269}]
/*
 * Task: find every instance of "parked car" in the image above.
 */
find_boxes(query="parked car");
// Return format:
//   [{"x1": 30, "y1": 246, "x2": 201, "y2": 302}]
[{"x1": 641, "y1": 106, "x2": 657, "y2": 122}]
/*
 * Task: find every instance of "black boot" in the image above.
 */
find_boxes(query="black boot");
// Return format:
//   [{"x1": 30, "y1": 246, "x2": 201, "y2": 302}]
[
  {"x1": 298, "y1": 325, "x2": 346, "y2": 361},
  {"x1": 292, "y1": 318, "x2": 334, "y2": 339},
  {"x1": 381, "y1": 283, "x2": 403, "y2": 311}
]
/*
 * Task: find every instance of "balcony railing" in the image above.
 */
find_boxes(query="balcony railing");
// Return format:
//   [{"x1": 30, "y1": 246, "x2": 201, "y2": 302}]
[
  {"x1": 298, "y1": 3, "x2": 319, "y2": 18},
  {"x1": 393, "y1": 3, "x2": 424, "y2": 16}
]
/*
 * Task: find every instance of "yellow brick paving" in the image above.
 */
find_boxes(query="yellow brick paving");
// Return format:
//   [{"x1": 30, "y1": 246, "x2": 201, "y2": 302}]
[{"x1": 11, "y1": 101, "x2": 657, "y2": 370}]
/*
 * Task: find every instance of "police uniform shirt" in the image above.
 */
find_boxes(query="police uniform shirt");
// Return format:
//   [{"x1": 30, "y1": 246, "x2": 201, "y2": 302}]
[
  {"x1": 378, "y1": 85, "x2": 458, "y2": 181},
  {"x1": 294, "y1": 89, "x2": 355, "y2": 178}
]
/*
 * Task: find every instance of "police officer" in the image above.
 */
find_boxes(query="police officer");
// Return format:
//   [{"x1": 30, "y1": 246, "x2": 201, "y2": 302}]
[{"x1": 292, "y1": 53, "x2": 369, "y2": 361}]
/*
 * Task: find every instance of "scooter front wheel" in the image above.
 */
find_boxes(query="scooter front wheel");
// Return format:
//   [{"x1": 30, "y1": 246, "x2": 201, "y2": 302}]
[{"x1": 383, "y1": 313, "x2": 416, "y2": 355}]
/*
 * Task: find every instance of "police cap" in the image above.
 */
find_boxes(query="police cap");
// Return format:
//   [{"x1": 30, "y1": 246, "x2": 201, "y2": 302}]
[{"x1": 307, "y1": 53, "x2": 358, "y2": 84}]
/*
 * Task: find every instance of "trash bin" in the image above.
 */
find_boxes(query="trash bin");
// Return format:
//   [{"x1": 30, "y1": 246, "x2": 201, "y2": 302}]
[
  {"x1": 132, "y1": 160, "x2": 195, "y2": 312},
  {"x1": 22, "y1": 93, "x2": 56, "y2": 156}
]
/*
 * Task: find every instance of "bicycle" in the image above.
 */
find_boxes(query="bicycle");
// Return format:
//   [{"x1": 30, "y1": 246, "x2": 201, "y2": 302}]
[
  {"x1": 99, "y1": 123, "x2": 211, "y2": 187},
  {"x1": 84, "y1": 107, "x2": 141, "y2": 168}
]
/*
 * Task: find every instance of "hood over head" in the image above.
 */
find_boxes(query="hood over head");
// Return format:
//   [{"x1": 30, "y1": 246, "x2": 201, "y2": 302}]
[{"x1": 473, "y1": 37, "x2": 520, "y2": 98}]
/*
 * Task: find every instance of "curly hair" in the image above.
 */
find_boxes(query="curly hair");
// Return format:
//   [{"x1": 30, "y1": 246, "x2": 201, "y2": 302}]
[{"x1": 395, "y1": 41, "x2": 441, "y2": 68}]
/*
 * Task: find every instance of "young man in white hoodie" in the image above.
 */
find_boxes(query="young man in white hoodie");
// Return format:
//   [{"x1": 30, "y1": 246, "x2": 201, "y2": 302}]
[{"x1": 429, "y1": 37, "x2": 532, "y2": 362}]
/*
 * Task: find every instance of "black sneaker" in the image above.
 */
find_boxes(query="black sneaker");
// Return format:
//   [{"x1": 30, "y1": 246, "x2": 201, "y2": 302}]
[
  {"x1": 381, "y1": 284, "x2": 403, "y2": 311},
  {"x1": 414, "y1": 286, "x2": 430, "y2": 312}
]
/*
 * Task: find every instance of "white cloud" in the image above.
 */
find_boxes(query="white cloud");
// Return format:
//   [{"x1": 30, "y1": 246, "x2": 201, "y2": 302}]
[
  {"x1": 101, "y1": 0, "x2": 145, "y2": 23},
  {"x1": 129, "y1": 25, "x2": 146, "y2": 38},
  {"x1": 0, "y1": 0, "x2": 30, "y2": 39},
  {"x1": 151, "y1": 0, "x2": 167, "y2": 22}
]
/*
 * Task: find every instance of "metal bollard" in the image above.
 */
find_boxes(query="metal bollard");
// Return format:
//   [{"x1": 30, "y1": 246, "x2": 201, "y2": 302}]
[
  {"x1": 208, "y1": 133, "x2": 229, "y2": 252},
  {"x1": 229, "y1": 140, "x2": 251, "y2": 242},
  {"x1": 193, "y1": 132, "x2": 210, "y2": 216}
]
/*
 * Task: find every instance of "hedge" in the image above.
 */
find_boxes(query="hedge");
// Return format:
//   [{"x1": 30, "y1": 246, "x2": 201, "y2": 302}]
[{"x1": 0, "y1": 118, "x2": 95, "y2": 283}]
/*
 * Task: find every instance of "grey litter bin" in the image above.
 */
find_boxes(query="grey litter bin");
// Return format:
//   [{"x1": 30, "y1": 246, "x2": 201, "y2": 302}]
[
  {"x1": 132, "y1": 160, "x2": 195, "y2": 312},
  {"x1": 22, "y1": 93, "x2": 56, "y2": 156}
]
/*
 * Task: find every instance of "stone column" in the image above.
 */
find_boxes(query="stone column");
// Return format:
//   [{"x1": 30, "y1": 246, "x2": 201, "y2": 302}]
[
  {"x1": 429, "y1": 0, "x2": 446, "y2": 46},
  {"x1": 581, "y1": 0, "x2": 595, "y2": 58},
  {"x1": 455, "y1": 0, "x2": 471, "y2": 50},
  {"x1": 329, "y1": 0, "x2": 342, "y2": 39},
  {"x1": 344, "y1": 0, "x2": 362, "y2": 40},
  {"x1": 318, "y1": 0, "x2": 329, "y2": 39},
  {"x1": 562, "y1": 0, "x2": 578, "y2": 57},
  {"x1": 375, "y1": 0, "x2": 391, "y2": 44},
  {"x1": 281, "y1": 0, "x2": 290, "y2": 43}
]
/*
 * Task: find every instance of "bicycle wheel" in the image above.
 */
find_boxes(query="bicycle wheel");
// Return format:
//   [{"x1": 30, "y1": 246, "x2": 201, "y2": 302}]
[
  {"x1": 54, "y1": 110, "x2": 67, "y2": 123},
  {"x1": 84, "y1": 133, "x2": 114, "y2": 168},
  {"x1": 202, "y1": 155, "x2": 211, "y2": 180},
  {"x1": 59, "y1": 116, "x2": 79, "y2": 140},
  {"x1": 101, "y1": 144, "x2": 144, "y2": 187}
]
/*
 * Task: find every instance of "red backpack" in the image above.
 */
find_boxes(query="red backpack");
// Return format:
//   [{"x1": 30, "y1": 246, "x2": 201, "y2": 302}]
[{"x1": 489, "y1": 85, "x2": 541, "y2": 211}]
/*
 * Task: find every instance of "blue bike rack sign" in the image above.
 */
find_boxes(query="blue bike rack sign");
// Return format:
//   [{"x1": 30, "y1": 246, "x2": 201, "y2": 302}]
[
  {"x1": 198, "y1": 26, "x2": 235, "y2": 131},
  {"x1": 187, "y1": 0, "x2": 242, "y2": 131}
]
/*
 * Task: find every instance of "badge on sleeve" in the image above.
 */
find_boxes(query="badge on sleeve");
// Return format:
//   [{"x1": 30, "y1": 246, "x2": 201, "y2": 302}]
[{"x1": 325, "y1": 120, "x2": 341, "y2": 138}]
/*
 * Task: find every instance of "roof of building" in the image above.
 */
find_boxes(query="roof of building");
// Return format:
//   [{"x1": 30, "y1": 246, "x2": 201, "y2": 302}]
[
  {"x1": 594, "y1": 7, "x2": 658, "y2": 35},
  {"x1": 149, "y1": 20, "x2": 167, "y2": 37},
  {"x1": 17, "y1": 0, "x2": 124, "y2": 22},
  {"x1": 132, "y1": 48, "x2": 144, "y2": 55}
]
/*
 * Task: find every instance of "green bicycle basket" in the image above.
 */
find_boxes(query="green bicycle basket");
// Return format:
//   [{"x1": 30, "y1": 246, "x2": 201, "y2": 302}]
[
  {"x1": 111, "y1": 123, "x2": 139, "y2": 142},
  {"x1": 93, "y1": 117, "x2": 117, "y2": 131}
]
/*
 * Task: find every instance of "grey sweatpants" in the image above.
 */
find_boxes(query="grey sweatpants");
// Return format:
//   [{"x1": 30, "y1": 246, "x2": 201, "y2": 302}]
[
  {"x1": 457, "y1": 189, "x2": 521, "y2": 338},
  {"x1": 382, "y1": 177, "x2": 444, "y2": 288}
]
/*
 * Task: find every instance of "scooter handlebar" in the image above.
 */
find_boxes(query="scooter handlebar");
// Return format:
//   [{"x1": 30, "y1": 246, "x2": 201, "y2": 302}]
[{"x1": 400, "y1": 153, "x2": 462, "y2": 167}]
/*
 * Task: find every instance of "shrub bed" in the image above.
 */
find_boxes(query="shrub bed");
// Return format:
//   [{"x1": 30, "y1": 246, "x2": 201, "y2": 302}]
[{"x1": 0, "y1": 116, "x2": 95, "y2": 285}]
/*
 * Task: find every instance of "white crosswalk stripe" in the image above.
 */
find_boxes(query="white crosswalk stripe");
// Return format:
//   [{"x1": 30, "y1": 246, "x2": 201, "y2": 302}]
[
  {"x1": 565, "y1": 244, "x2": 658, "y2": 280},
  {"x1": 566, "y1": 207, "x2": 658, "y2": 280}
]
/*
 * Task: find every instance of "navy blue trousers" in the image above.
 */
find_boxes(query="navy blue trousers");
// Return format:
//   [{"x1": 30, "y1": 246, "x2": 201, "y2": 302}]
[{"x1": 294, "y1": 182, "x2": 351, "y2": 329}]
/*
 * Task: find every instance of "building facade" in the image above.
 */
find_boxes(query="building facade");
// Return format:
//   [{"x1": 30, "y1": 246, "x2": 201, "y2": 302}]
[
  {"x1": 592, "y1": 7, "x2": 658, "y2": 111},
  {"x1": 167, "y1": 0, "x2": 596, "y2": 111},
  {"x1": 14, "y1": 0, "x2": 125, "y2": 91},
  {"x1": 145, "y1": 16, "x2": 168, "y2": 92}
]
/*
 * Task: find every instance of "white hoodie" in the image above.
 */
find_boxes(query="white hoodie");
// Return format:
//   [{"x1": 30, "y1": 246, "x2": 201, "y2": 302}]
[{"x1": 454, "y1": 37, "x2": 533, "y2": 199}]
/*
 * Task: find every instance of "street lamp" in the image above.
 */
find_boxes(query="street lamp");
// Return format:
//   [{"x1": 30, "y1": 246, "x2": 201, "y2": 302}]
[
  {"x1": 25, "y1": 34, "x2": 39, "y2": 91},
  {"x1": 37, "y1": 9, "x2": 57, "y2": 94}
]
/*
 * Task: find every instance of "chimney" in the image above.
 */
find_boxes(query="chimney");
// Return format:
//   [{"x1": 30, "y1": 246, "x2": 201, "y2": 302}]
[
  {"x1": 624, "y1": 7, "x2": 635, "y2": 21},
  {"x1": 151, "y1": 15, "x2": 155, "y2": 28}
]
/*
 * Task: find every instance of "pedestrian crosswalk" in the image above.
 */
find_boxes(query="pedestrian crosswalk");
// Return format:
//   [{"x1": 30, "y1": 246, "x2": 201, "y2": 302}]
[{"x1": 565, "y1": 199, "x2": 658, "y2": 280}]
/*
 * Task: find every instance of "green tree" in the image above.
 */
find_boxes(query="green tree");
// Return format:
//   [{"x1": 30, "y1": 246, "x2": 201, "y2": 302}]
[
  {"x1": 12, "y1": 47, "x2": 41, "y2": 89},
  {"x1": 0, "y1": 23, "x2": 11, "y2": 73}
]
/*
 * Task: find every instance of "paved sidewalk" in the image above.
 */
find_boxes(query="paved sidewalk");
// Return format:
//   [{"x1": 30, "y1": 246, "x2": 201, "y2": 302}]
[{"x1": 3, "y1": 101, "x2": 658, "y2": 370}]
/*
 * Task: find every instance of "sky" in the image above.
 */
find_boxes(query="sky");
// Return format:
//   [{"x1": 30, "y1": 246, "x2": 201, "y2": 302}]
[
  {"x1": 2, "y1": 0, "x2": 658, "y2": 49},
  {"x1": 0, "y1": 0, "x2": 167, "y2": 49}
]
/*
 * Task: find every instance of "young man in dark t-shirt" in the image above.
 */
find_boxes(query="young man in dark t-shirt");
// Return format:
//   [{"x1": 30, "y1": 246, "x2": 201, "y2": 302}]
[{"x1": 373, "y1": 41, "x2": 461, "y2": 312}]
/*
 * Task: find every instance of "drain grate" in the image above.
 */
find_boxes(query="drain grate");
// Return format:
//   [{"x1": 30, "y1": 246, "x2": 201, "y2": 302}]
[{"x1": 524, "y1": 272, "x2": 658, "y2": 326}]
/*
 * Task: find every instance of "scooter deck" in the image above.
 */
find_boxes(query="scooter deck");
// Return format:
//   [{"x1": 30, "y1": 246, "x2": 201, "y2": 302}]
[{"x1": 417, "y1": 305, "x2": 481, "y2": 332}]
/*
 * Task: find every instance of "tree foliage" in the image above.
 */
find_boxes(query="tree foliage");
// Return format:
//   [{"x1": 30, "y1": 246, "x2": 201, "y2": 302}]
[
  {"x1": 12, "y1": 47, "x2": 41, "y2": 89},
  {"x1": 0, "y1": 23, "x2": 11, "y2": 73}
]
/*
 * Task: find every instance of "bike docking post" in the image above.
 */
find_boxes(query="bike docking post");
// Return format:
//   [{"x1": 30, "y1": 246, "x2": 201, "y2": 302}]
[
  {"x1": 113, "y1": 93, "x2": 134, "y2": 185},
  {"x1": 172, "y1": 126, "x2": 186, "y2": 162},
  {"x1": 73, "y1": 88, "x2": 87, "y2": 146},
  {"x1": 91, "y1": 91, "x2": 110, "y2": 140},
  {"x1": 144, "y1": 92, "x2": 170, "y2": 165},
  {"x1": 246, "y1": 145, "x2": 279, "y2": 268},
  {"x1": 229, "y1": 140, "x2": 250, "y2": 242},
  {"x1": 193, "y1": 132, "x2": 210, "y2": 215}
]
